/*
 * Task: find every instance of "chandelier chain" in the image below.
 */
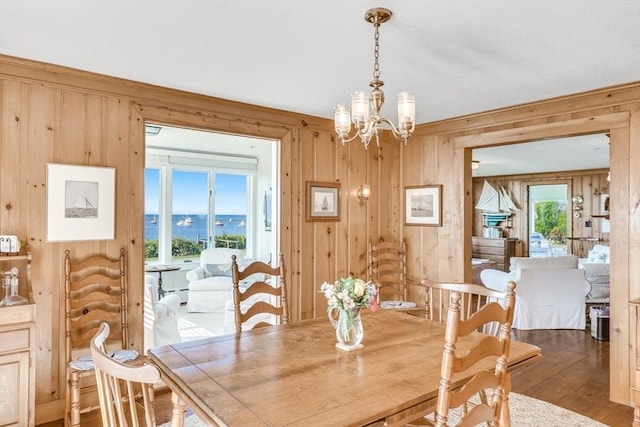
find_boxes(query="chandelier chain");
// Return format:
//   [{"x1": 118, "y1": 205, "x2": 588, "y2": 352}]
[{"x1": 373, "y1": 22, "x2": 380, "y2": 81}]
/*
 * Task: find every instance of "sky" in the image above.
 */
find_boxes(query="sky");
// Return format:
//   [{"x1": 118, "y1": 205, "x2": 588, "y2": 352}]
[{"x1": 145, "y1": 169, "x2": 247, "y2": 215}]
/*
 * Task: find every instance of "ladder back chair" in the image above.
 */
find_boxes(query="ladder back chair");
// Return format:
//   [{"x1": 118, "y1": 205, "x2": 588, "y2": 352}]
[
  {"x1": 231, "y1": 253, "x2": 288, "y2": 332},
  {"x1": 65, "y1": 248, "x2": 128, "y2": 426},
  {"x1": 412, "y1": 281, "x2": 517, "y2": 426},
  {"x1": 368, "y1": 238, "x2": 425, "y2": 316},
  {"x1": 91, "y1": 322, "x2": 160, "y2": 427}
]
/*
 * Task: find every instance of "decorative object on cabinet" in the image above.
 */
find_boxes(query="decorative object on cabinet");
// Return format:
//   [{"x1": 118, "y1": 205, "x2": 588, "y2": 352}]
[
  {"x1": 305, "y1": 181, "x2": 341, "y2": 222},
  {"x1": 472, "y1": 236, "x2": 516, "y2": 272},
  {"x1": 0, "y1": 235, "x2": 21, "y2": 254},
  {"x1": 572, "y1": 194, "x2": 584, "y2": 218},
  {"x1": 64, "y1": 248, "x2": 129, "y2": 427},
  {"x1": 404, "y1": 185, "x2": 442, "y2": 226},
  {"x1": 475, "y1": 180, "x2": 519, "y2": 227},
  {"x1": 0, "y1": 244, "x2": 35, "y2": 426},
  {"x1": 46, "y1": 163, "x2": 116, "y2": 241}
]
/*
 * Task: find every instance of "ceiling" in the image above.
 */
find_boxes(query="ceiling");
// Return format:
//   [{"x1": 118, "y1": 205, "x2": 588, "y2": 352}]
[{"x1": 0, "y1": 0, "x2": 636, "y2": 174}]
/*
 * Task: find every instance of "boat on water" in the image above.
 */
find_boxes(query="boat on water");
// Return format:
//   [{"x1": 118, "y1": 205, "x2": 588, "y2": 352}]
[
  {"x1": 214, "y1": 221, "x2": 224, "y2": 226},
  {"x1": 176, "y1": 216, "x2": 194, "y2": 227},
  {"x1": 238, "y1": 220, "x2": 246, "y2": 227},
  {"x1": 475, "y1": 180, "x2": 519, "y2": 227},
  {"x1": 150, "y1": 215, "x2": 157, "y2": 224}
]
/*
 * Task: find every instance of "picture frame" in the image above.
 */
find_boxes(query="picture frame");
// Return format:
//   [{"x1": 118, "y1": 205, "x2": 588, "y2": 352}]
[
  {"x1": 404, "y1": 185, "x2": 442, "y2": 226},
  {"x1": 305, "y1": 181, "x2": 340, "y2": 222},
  {"x1": 46, "y1": 163, "x2": 116, "y2": 241}
]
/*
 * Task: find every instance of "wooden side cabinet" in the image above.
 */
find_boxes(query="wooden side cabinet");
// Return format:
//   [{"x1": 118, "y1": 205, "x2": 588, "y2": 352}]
[
  {"x1": 0, "y1": 304, "x2": 36, "y2": 427},
  {"x1": 472, "y1": 237, "x2": 517, "y2": 272}
]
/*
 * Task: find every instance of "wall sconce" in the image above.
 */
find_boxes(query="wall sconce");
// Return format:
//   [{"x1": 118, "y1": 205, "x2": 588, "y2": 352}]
[
  {"x1": 471, "y1": 160, "x2": 480, "y2": 170},
  {"x1": 357, "y1": 184, "x2": 371, "y2": 204}
]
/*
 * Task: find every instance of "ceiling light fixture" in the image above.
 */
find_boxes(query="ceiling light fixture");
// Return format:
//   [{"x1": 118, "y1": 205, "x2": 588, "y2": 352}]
[{"x1": 334, "y1": 7, "x2": 415, "y2": 149}]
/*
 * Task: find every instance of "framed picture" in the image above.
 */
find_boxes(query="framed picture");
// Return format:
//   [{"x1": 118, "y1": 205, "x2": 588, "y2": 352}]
[
  {"x1": 46, "y1": 163, "x2": 116, "y2": 241},
  {"x1": 404, "y1": 185, "x2": 442, "y2": 226},
  {"x1": 305, "y1": 181, "x2": 340, "y2": 222}
]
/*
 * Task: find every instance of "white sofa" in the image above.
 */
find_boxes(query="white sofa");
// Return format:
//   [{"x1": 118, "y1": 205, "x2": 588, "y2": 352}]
[
  {"x1": 144, "y1": 275, "x2": 181, "y2": 352},
  {"x1": 186, "y1": 248, "x2": 244, "y2": 313},
  {"x1": 481, "y1": 254, "x2": 591, "y2": 330}
]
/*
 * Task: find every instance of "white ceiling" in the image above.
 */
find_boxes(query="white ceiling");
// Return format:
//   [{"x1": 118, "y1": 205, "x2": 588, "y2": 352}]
[{"x1": 0, "y1": 0, "x2": 636, "y2": 174}]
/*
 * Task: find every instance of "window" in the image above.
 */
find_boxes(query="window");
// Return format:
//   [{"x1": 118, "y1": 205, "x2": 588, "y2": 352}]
[
  {"x1": 144, "y1": 166, "x2": 251, "y2": 265},
  {"x1": 528, "y1": 184, "x2": 568, "y2": 257}
]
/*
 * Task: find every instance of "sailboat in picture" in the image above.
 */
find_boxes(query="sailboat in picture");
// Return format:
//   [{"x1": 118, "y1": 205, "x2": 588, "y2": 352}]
[{"x1": 474, "y1": 180, "x2": 519, "y2": 227}]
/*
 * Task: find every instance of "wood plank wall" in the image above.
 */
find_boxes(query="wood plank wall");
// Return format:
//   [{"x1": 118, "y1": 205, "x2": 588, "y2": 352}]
[
  {"x1": 471, "y1": 170, "x2": 610, "y2": 257},
  {"x1": 0, "y1": 55, "x2": 391, "y2": 423},
  {"x1": 397, "y1": 84, "x2": 640, "y2": 408},
  {"x1": 1, "y1": 54, "x2": 639, "y2": 422}
]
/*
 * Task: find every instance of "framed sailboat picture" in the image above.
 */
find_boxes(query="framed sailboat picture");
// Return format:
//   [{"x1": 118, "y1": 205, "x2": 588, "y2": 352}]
[
  {"x1": 46, "y1": 163, "x2": 116, "y2": 241},
  {"x1": 305, "y1": 181, "x2": 340, "y2": 222},
  {"x1": 404, "y1": 185, "x2": 442, "y2": 226}
]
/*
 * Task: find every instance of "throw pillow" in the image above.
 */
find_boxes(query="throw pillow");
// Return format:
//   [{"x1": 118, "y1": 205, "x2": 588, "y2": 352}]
[
  {"x1": 206, "y1": 263, "x2": 232, "y2": 277},
  {"x1": 587, "y1": 250, "x2": 606, "y2": 264}
]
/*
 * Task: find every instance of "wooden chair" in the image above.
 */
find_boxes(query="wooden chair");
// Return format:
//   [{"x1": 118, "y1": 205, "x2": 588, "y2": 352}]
[
  {"x1": 65, "y1": 248, "x2": 128, "y2": 426},
  {"x1": 412, "y1": 281, "x2": 517, "y2": 426},
  {"x1": 91, "y1": 322, "x2": 160, "y2": 427},
  {"x1": 231, "y1": 253, "x2": 288, "y2": 332},
  {"x1": 368, "y1": 238, "x2": 424, "y2": 316}
]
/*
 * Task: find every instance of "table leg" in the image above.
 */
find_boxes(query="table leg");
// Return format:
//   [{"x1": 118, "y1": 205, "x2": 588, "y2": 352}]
[
  {"x1": 499, "y1": 372, "x2": 512, "y2": 427},
  {"x1": 170, "y1": 391, "x2": 187, "y2": 427},
  {"x1": 157, "y1": 271, "x2": 166, "y2": 299}
]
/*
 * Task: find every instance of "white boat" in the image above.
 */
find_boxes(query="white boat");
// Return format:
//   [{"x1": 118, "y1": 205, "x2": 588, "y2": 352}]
[
  {"x1": 475, "y1": 180, "x2": 519, "y2": 226},
  {"x1": 238, "y1": 220, "x2": 246, "y2": 227},
  {"x1": 176, "y1": 216, "x2": 194, "y2": 227},
  {"x1": 150, "y1": 215, "x2": 157, "y2": 224},
  {"x1": 214, "y1": 221, "x2": 224, "y2": 226}
]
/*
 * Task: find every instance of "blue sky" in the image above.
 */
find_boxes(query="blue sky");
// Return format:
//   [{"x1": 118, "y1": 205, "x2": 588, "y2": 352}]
[{"x1": 145, "y1": 169, "x2": 247, "y2": 215}]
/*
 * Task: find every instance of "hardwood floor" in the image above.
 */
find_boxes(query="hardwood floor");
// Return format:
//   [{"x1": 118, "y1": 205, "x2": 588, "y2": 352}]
[
  {"x1": 40, "y1": 328, "x2": 633, "y2": 426},
  {"x1": 511, "y1": 328, "x2": 633, "y2": 426}
]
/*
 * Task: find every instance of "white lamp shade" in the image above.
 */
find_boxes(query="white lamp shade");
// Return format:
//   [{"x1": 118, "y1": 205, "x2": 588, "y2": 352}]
[
  {"x1": 351, "y1": 91, "x2": 370, "y2": 124},
  {"x1": 334, "y1": 104, "x2": 351, "y2": 135},
  {"x1": 397, "y1": 92, "x2": 415, "y2": 125}
]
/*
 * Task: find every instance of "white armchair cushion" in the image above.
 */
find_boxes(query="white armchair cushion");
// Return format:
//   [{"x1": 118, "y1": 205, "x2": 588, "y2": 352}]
[
  {"x1": 480, "y1": 269, "x2": 511, "y2": 292},
  {"x1": 509, "y1": 255, "x2": 578, "y2": 272},
  {"x1": 188, "y1": 276, "x2": 235, "y2": 292},
  {"x1": 584, "y1": 263, "x2": 610, "y2": 299}
]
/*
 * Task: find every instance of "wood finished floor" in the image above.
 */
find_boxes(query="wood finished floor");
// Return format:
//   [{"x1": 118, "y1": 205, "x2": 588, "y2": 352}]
[{"x1": 40, "y1": 328, "x2": 634, "y2": 426}]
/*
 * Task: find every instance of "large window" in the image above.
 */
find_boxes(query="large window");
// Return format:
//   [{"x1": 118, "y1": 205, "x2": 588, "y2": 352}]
[
  {"x1": 528, "y1": 184, "x2": 568, "y2": 257},
  {"x1": 144, "y1": 166, "x2": 250, "y2": 264}
]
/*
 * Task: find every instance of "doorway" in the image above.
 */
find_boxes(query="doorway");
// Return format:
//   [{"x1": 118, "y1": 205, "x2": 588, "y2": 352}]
[{"x1": 527, "y1": 183, "x2": 568, "y2": 257}]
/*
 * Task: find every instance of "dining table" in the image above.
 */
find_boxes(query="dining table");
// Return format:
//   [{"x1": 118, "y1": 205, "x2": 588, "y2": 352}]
[{"x1": 148, "y1": 309, "x2": 542, "y2": 427}]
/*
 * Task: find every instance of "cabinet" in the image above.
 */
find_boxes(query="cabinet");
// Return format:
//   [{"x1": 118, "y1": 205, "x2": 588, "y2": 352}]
[
  {"x1": 472, "y1": 237, "x2": 517, "y2": 272},
  {"x1": 0, "y1": 250, "x2": 36, "y2": 427}
]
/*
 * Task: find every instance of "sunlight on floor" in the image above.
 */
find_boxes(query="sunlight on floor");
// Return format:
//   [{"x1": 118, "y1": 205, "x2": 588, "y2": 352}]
[{"x1": 176, "y1": 305, "x2": 227, "y2": 341}]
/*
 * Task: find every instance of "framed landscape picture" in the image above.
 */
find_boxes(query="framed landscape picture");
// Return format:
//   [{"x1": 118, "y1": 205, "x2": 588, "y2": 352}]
[
  {"x1": 305, "y1": 181, "x2": 340, "y2": 222},
  {"x1": 404, "y1": 185, "x2": 442, "y2": 226},
  {"x1": 46, "y1": 163, "x2": 116, "y2": 241}
]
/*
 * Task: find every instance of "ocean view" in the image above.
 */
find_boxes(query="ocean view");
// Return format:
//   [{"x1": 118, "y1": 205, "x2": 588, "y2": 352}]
[{"x1": 144, "y1": 214, "x2": 246, "y2": 242}]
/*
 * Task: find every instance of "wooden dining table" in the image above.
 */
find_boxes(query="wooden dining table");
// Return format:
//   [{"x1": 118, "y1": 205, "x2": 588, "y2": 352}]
[{"x1": 148, "y1": 309, "x2": 541, "y2": 427}]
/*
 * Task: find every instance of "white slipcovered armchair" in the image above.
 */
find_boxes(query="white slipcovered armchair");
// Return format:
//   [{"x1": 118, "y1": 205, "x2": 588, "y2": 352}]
[
  {"x1": 186, "y1": 247, "x2": 244, "y2": 312},
  {"x1": 144, "y1": 275, "x2": 181, "y2": 351}
]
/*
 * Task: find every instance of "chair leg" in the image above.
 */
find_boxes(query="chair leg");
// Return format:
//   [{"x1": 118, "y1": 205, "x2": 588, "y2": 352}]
[
  {"x1": 170, "y1": 391, "x2": 187, "y2": 427},
  {"x1": 68, "y1": 370, "x2": 81, "y2": 427}
]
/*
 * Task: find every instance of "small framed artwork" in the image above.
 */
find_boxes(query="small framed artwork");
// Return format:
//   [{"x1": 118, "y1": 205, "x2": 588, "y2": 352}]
[
  {"x1": 305, "y1": 181, "x2": 341, "y2": 222},
  {"x1": 404, "y1": 185, "x2": 442, "y2": 226},
  {"x1": 46, "y1": 163, "x2": 116, "y2": 241}
]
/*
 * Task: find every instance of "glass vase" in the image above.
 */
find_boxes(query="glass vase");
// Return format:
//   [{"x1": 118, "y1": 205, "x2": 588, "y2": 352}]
[
  {"x1": 0, "y1": 269, "x2": 28, "y2": 307},
  {"x1": 329, "y1": 307, "x2": 364, "y2": 351}
]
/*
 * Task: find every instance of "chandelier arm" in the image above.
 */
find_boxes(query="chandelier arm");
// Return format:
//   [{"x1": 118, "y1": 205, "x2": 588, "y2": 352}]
[{"x1": 377, "y1": 117, "x2": 411, "y2": 143}]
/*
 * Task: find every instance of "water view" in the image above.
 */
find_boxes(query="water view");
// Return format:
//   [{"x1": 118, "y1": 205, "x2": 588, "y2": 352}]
[{"x1": 144, "y1": 214, "x2": 247, "y2": 243}]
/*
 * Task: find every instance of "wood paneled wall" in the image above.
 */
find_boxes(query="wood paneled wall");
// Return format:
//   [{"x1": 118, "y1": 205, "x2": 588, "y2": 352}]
[
  {"x1": 400, "y1": 84, "x2": 640, "y2": 407},
  {"x1": 0, "y1": 55, "x2": 391, "y2": 423},
  {"x1": 472, "y1": 170, "x2": 610, "y2": 256}
]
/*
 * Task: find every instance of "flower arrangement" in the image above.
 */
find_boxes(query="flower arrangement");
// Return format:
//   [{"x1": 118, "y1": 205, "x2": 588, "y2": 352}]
[{"x1": 320, "y1": 276, "x2": 378, "y2": 313}]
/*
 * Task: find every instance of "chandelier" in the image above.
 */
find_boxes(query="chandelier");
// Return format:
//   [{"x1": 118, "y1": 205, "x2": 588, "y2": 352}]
[{"x1": 334, "y1": 7, "x2": 415, "y2": 149}]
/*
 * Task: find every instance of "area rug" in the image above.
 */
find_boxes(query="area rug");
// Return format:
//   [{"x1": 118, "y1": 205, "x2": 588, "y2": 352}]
[{"x1": 158, "y1": 392, "x2": 608, "y2": 426}]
